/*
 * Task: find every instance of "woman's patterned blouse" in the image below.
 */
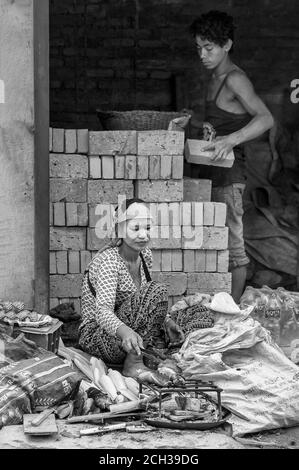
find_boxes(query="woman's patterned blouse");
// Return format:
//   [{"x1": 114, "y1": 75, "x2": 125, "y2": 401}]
[{"x1": 80, "y1": 246, "x2": 153, "y2": 336}]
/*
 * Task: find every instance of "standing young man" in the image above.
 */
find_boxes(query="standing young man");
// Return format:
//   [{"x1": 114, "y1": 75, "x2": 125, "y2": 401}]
[{"x1": 189, "y1": 10, "x2": 274, "y2": 302}]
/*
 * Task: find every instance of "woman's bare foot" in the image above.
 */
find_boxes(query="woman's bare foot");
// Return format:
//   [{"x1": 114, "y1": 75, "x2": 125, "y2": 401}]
[{"x1": 122, "y1": 352, "x2": 151, "y2": 378}]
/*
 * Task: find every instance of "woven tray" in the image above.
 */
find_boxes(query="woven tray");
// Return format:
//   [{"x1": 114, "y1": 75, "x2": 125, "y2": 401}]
[{"x1": 97, "y1": 109, "x2": 184, "y2": 131}]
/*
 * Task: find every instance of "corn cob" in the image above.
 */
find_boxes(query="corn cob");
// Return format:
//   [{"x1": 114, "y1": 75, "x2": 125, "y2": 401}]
[
  {"x1": 91, "y1": 365, "x2": 118, "y2": 402},
  {"x1": 119, "y1": 388, "x2": 139, "y2": 401},
  {"x1": 108, "y1": 369, "x2": 133, "y2": 403},
  {"x1": 90, "y1": 356, "x2": 107, "y2": 376},
  {"x1": 124, "y1": 376, "x2": 140, "y2": 396},
  {"x1": 73, "y1": 357, "x2": 94, "y2": 382},
  {"x1": 107, "y1": 369, "x2": 127, "y2": 391}
]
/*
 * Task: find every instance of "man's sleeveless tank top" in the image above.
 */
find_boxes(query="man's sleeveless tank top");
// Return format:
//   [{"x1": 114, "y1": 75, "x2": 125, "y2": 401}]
[{"x1": 197, "y1": 73, "x2": 251, "y2": 187}]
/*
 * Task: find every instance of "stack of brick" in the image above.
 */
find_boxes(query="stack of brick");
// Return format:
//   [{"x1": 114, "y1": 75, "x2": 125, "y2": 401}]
[{"x1": 49, "y1": 128, "x2": 231, "y2": 314}]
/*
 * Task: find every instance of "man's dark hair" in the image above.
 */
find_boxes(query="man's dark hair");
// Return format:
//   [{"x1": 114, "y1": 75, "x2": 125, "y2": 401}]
[{"x1": 190, "y1": 10, "x2": 235, "y2": 48}]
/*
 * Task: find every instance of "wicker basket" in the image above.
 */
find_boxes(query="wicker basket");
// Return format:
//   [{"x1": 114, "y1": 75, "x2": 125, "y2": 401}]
[{"x1": 96, "y1": 109, "x2": 185, "y2": 131}]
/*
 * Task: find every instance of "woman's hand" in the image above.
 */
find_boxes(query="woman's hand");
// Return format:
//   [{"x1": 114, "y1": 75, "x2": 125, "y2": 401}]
[
  {"x1": 164, "y1": 317, "x2": 185, "y2": 348},
  {"x1": 117, "y1": 324, "x2": 143, "y2": 356}
]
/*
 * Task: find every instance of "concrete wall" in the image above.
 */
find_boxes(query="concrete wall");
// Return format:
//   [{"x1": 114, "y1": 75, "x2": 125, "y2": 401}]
[
  {"x1": 0, "y1": 0, "x2": 35, "y2": 307},
  {"x1": 0, "y1": 0, "x2": 49, "y2": 311}
]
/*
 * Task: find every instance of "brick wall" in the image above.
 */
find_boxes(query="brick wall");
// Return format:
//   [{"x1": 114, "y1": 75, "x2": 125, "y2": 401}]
[
  {"x1": 50, "y1": 0, "x2": 299, "y2": 130},
  {"x1": 49, "y1": 128, "x2": 231, "y2": 315}
]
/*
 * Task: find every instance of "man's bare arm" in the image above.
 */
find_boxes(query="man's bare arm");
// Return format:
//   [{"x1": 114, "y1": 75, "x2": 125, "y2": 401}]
[
  {"x1": 203, "y1": 71, "x2": 274, "y2": 160},
  {"x1": 226, "y1": 70, "x2": 274, "y2": 146}
]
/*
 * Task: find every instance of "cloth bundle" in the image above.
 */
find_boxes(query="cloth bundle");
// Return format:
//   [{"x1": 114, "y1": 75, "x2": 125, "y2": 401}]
[{"x1": 0, "y1": 327, "x2": 81, "y2": 428}]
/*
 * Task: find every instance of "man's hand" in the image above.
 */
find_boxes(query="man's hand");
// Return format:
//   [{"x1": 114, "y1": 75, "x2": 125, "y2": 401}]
[
  {"x1": 164, "y1": 318, "x2": 185, "y2": 348},
  {"x1": 202, "y1": 135, "x2": 236, "y2": 161},
  {"x1": 117, "y1": 324, "x2": 143, "y2": 356}
]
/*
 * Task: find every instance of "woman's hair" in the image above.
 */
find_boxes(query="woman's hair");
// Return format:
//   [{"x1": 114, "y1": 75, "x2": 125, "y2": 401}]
[
  {"x1": 114, "y1": 197, "x2": 147, "y2": 240},
  {"x1": 190, "y1": 10, "x2": 235, "y2": 49},
  {"x1": 115, "y1": 197, "x2": 146, "y2": 214}
]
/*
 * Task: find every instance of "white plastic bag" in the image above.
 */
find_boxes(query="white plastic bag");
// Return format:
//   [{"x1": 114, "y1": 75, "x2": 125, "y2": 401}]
[{"x1": 175, "y1": 309, "x2": 299, "y2": 436}]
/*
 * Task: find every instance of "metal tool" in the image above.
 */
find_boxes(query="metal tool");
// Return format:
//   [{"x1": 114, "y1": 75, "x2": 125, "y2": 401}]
[
  {"x1": 140, "y1": 347, "x2": 166, "y2": 364},
  {"x1": 67, "y1": 411, "x2": 147, "y2": 424},
  {"x1": 31, "y1": 407, "x2": 57, "y2": 427},
  {"x1": 80, "y1": 422, "x2": 127, "y2": 436}
]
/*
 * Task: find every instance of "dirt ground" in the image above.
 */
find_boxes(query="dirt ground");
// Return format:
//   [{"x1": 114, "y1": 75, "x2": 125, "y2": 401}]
[{"x1": 1, "y1": 421, "x2": 299, "y2": 449}]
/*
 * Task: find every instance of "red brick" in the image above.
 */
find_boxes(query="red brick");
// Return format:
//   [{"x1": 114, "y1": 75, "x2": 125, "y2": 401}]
[
  {"x1": 102, "y1": 156, "x2": 114, "y2": 179},
  {"x1": 77, "y1": 129, "x2": 89, "y2": 154},
  {"x1": 88, "y1": 180, "x2": 134, "y2": 204},
  {"x1": 137, "y1": 131, "x2": 184, "y2": 156},
  {"x1": 89, "y1": 156, "x2": 102, "y2": 178},
  {"x1": 115, "y1": 155, "x2": 125, "y2": 179},
  {"x1": 65, "y1": 203, "x2": 88, "y2": 226},
  {"x1": 160, "y1": 155, "x2": 172, "y2": 179},
  {"x1": 89, "y1": 131, "x2": 137, "y2": 155},
  {"x1": 157, "y1": 203, "x2": 169, "y2": 226},
  {"x1": 125, "y1": 155, "x2": 137, "y2": 179},
  {"x1": 53, "y1": 202, "x2": 65, "y2": 226},
  {"x1": 161, "y1": 251, "x2": 172, "y2": 271},
  {"x1": 168, "y1": 202, "x2": 181, "y2": 227},
  {"x1": 195, "y1": 250, "x2": 206, "y2": 272},
  {"x1": 151, "y1": 272, "x2": 187, "y2": 296},
  {"x1": 182, "y1": 226, "x2": 204, "y2": 249},
  {"x1": 136, "y1": 180, "x2": 183, "y2": 202},
  {"x1": 191, "y1": 202, "x2": 204, "y2": 226},
  {"x1": 187, "y1": 273, "x2": 232, "y2": 295},
  {"x1": 50, "y1": 153, "x2": 88, "y2": 178},
  {"x1": 205, "y1": 250, "x2": 217, "y2": 272},
  {"x1": 150, "y1": 226, "x2": 182, "y2": 249},
  {"x1": 172, "y1": 155, "x2": 184, "y2": 179},
  {"x1": 149, "y1": 155, "x2": 160, "y2": 179},
  {"x1": 136, "y1": 156, "x2": 149, "y2": 179},
  {"x1": 65, "y1": 129, "x2": 77, "y2": 153},
  {"x1": 217, "y1": 250, "x2": 229, "y2": 273},
  {"x1": 49, "y1": 252, "x2": 57, "y2": 274},
  {"x1": 52, "y1": 128, "x2": 65, "y2": 153},
  {"x1": 152, "y1": 249, "x2": 162, "y2": 271},
  {"x1": 214, "y1": 203, "x2": 227, "y2": 227},
  {"x1": 50, "y1": 227, "x2": 86, "y2": 251},
  {"x1": 50, "y1": 178, "x2": 87, "y2": 203},
  {"x1": 171, "y1": 250, "x2": 183, "y2": 271},
  {"x1": 56, "y1": 251, "x2": 68, "y2": 274},
  {"x1": 203, "y1": 203, "x2": 215, "y2": 226},
  {"x1": 77, "y1": 203, "x2": 88, "y2": 226},
  {"x1": 183, "y1": 250, "x2": 195, "y2": 272},
  {"x1": 68, "y1": 251, "x2": 80, "y2": 273},
  {"x1": 181, "y1": 202, "x2": 192, "y2": 226},
  {"x1": 50, "y1": 274, "x2": 83, "y2": 298},
  {"x1": 202, "y1": 227, "x2": 228, "y2": 250},
  {"x1": 89, "y1": 203, "x2": 114, "y2": 229}
]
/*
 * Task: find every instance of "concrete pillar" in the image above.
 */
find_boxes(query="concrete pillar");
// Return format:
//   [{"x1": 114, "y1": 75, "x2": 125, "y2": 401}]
[{"x1": 0, "y1": 0, "x2": 49, "y2": 312}]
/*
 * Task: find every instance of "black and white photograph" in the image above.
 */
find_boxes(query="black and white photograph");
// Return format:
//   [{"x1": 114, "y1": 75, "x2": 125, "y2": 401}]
[{"x1": 0, "y1": 0, "x2": 299, "y2": 457}]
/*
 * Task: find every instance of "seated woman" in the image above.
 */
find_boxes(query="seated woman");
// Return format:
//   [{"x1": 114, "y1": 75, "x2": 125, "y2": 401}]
[{"x1": 79, "y1": 198, "x2": 184, "y2": 377}]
